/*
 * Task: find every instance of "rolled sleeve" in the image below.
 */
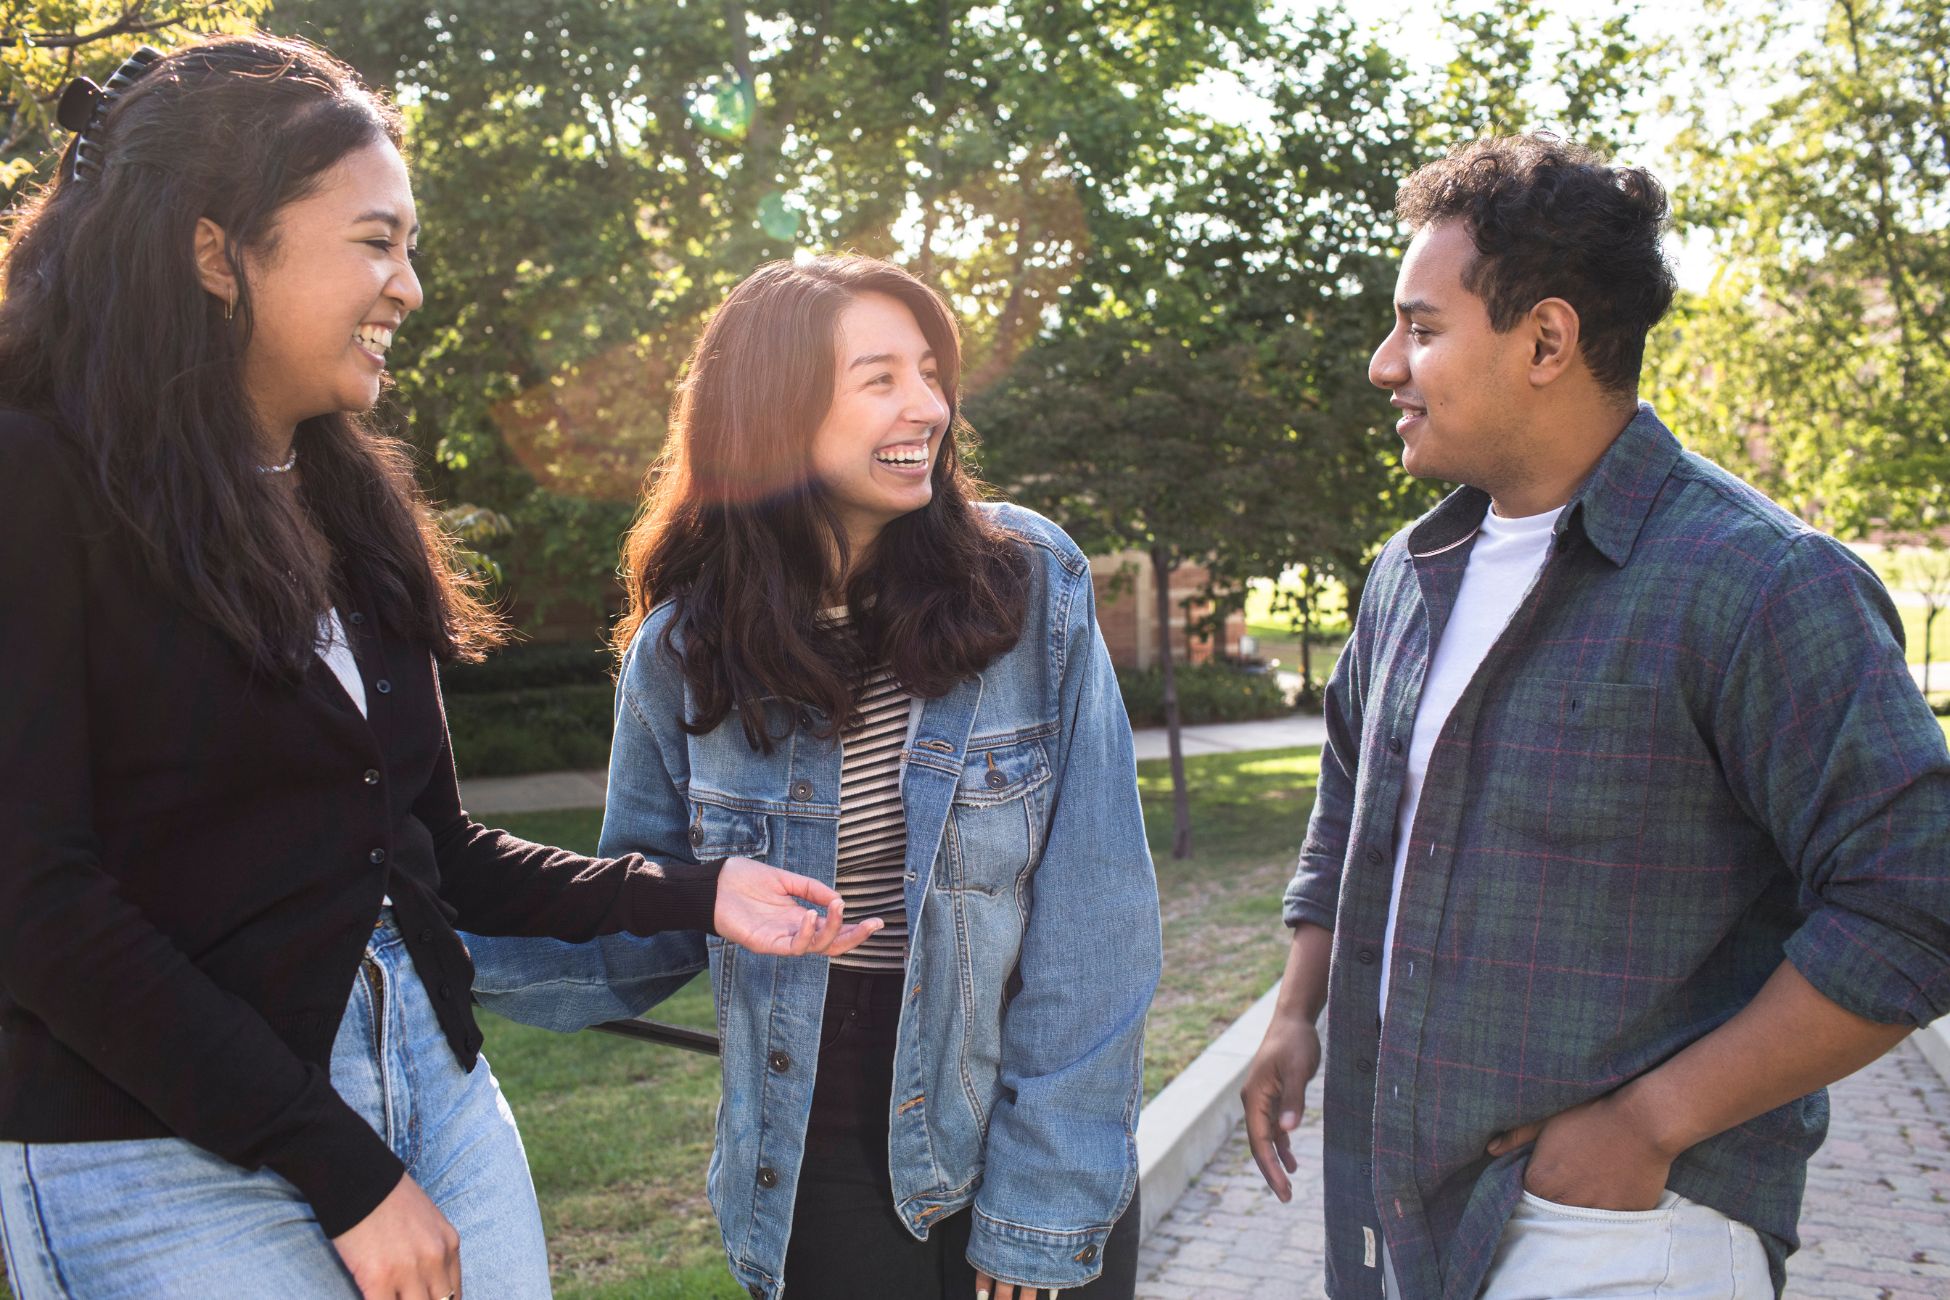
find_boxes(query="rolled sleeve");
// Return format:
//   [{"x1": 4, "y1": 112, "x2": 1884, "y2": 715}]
[{"x1": 1715, "y1": 532, "x2": 1950, "y2": 1026}]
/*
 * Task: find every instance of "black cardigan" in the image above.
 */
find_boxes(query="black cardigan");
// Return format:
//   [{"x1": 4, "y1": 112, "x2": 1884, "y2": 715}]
[{"x1": 0, "y1": 411, "x2": 717, "y2": 1236}]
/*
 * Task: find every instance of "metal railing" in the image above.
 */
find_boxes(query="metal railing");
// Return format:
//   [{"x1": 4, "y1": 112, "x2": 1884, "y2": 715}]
[{"x1": 588, "y1": 1017, "x2": 721, "y2": 1055}]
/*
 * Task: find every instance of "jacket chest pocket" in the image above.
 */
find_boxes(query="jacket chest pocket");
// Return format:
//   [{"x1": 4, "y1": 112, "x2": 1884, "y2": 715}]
[
  {"x1": 1483, "y1": 678, "x2": 1657, "y2": 854},
  {"x1": 688, "y1": 794, "x2": 769, "y2": 860},
  {"x1": 941, "y1": 738, "x2": 1052, "y2": 893}
]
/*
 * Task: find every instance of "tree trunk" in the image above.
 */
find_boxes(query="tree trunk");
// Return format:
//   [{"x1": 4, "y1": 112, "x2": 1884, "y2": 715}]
[
  {"x1": 1297, "y1": 567, "x2": 1315, "y2": 697},
  {"x1": 1152, "y1": 545, "x2": 1192, "y2": 860},
  {"x1": 1925, "y1": 605, "x2": 1938, "y2": 699}
]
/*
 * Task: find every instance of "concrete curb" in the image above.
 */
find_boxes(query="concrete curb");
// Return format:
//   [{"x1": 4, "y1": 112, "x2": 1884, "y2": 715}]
[
  {"x1": 1135, "y1": 982, "x2": 1280, "y2": 1239},
  {"x1": 1917, "y1": 1020, "x2": 1950, "y2": 1094}
]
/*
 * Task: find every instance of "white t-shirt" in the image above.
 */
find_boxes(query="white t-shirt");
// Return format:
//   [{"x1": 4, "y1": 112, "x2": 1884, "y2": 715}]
[
  {"x1": 316, "y1": 609, "x2": 367, "y2": 717},
  {"x1": 1379, "y1": 503, "x2": 1563, "y2": 1017}
]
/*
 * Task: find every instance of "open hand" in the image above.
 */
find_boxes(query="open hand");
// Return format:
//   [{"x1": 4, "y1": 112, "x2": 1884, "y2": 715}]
[
  {"x1": 713, "y1": 856, "x2": 883, "y2": 957},
  {"x1": 330, "y1": 1173, "x2": 461, "y2": 1300},
  {"x1": 1487, "y1": 1091, "x2": 1674, "y2": 1211},
  {"x1": 1241, "y1": 1016, "x2": 1321, "y2": 1201}
]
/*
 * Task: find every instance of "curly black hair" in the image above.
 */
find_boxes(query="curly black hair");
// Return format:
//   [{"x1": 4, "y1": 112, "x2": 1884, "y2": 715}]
[{"x1": 1396, "y1": 134, "x2": 1676, "y2": 394}]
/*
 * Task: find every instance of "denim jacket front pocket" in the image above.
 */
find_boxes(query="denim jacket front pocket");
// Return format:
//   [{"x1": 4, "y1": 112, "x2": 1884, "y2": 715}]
[{"x1": 940, "y1": 737, "x2": 1052, "y2": 895}]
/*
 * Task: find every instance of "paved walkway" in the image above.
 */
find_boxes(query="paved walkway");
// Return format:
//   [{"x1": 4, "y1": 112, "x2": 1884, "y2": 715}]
[
  {"x1": 459, "y1": 714, "x2": 1330, "y2": 815},
  {"x1": 1135, "y1": 1036, "x2": 1950, "y2": 1298}
]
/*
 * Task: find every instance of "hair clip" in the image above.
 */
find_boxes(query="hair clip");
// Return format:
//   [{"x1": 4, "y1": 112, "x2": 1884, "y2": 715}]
[{"x1": 59, "y1": 45, "x2": 163, "y2": 182}]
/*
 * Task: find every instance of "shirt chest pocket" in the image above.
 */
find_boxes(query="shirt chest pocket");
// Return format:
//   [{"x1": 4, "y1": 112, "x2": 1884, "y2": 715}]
[
  {"x1": 1483, "y1": 678, "x2": 1658, "y2": 854},
  {"x1": 687, "y1": 794, "x2": 769, "y2": 860},
  {"x1": 941, "y1": 739, "x2": 1053, "y2": 893}
]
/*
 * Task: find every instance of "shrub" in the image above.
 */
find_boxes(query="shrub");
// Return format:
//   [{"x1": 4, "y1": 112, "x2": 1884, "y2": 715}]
[
  {"x1": 440, "y1": 642, "x2": 614, "y2": 695},
  {"x1": 1117, "y1": 662, "x2": 1291, "y2": 729},
  {"x1": 445, "y1": 683, "x2": 616, "y2": 777}
]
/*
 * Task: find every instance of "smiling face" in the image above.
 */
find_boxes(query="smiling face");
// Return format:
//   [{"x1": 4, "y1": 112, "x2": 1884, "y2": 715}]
[
  {"x1": 1369, "y1": 220, "x2": 1539, "y2": 493},
  {"x1": 236, "y1": 140, "x2": 423, "y2": 445},
  {"x1": 808, "y1": 290, "x2": 950, "y2": 557}
]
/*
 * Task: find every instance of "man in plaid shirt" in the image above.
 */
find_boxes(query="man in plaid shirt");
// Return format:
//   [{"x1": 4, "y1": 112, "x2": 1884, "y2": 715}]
[{"x1": 1242, "y1": 135, "x2": 1950, "y2": 1299}]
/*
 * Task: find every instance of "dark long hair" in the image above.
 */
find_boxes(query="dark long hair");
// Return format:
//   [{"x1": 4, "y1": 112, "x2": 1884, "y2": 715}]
[
  {"x1": 0, "y1": 33, "x2": 499, "y2": 678},
  {"x1": 617, "y1": 256, "x2": 1028, "y2": 751}
]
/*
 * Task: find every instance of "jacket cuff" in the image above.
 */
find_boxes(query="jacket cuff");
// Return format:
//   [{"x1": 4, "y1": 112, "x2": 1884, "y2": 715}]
[
  {"x1": 267, "y1": 1097, "x2": 407, "y2": 1237},
  {"x1": 623, "y1": 856, "x2": 723, "y2": 937},
  {"x1": 964, "y1": 1207, "x2": 1112, "y2": 1291}
]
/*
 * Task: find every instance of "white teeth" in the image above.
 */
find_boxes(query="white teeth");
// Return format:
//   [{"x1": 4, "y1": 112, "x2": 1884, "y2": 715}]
[
  {"x1": 355, "y1": 325, "x2": 395, "y2": 355},
  {"x1": 875, "y1": 448, "x2": 928, "y2": 465}
]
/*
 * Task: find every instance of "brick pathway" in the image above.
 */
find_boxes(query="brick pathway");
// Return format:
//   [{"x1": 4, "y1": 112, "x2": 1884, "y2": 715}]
[{"x1": 1137, "y1": 1038, "x2": 1950, "y2": 1298}]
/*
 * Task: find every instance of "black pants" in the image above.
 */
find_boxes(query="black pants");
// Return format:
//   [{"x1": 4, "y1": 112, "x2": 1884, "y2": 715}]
[{"x1": 780, "y1": 967, "x2": 1141, "y2": 1300}]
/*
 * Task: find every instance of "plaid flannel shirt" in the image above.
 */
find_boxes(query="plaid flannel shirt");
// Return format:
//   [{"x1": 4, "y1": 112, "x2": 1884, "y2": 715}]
[{"x1": 1283, "y1": 407, "x2": 1950, "y2": 1299}]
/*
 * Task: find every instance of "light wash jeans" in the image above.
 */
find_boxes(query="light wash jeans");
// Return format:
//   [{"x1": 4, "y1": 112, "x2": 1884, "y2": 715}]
[
  {"x1": 1383, "y1": 1190, "x2": 1770, "y2": 1299},
  {"x1": 0, "y1": 910, "x2": 550, "y2": 1299}
]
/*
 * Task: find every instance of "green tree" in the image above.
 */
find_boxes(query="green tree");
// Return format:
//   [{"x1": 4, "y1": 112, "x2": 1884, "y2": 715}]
[
  {"x1": 1, "y1": 0, "x2": 267, "y2": 194},
  {"x1": 1651, "y1": 0, "x2": 1950, "y2": 545},
  {"x1": 273, "y1": 0, "x2": 1267, "y2": 630}
]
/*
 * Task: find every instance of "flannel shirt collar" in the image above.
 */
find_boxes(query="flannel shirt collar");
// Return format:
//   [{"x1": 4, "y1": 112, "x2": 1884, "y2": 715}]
[{"x1": 1405, "y1": 403, "x2": 1683, "y2": 568}]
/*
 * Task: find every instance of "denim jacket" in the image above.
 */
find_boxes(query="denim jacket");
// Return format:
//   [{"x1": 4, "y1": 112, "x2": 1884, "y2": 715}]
[{"x1": 469, "y1": 504, "x2": 1161, "y2": 1298}]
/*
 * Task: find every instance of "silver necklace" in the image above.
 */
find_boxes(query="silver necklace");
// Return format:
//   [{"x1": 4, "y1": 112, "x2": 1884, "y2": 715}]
[{"x1": 257, "y1": 447, "x2": 298, "y2": 475}]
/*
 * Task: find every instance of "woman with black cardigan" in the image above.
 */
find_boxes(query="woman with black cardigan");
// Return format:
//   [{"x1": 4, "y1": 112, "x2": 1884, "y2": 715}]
[{"x1": 0, "y1": 35, "x2": 876, "y2": 1300}]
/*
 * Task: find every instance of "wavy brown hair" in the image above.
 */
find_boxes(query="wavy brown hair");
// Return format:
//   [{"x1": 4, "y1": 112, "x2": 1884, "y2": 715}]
[
  {"x1": 0, "y1": 32, "x2": 500, "y2": 679},
  {"x1": 617, "y1": 256, "x2": 1028, "y2": 751}
]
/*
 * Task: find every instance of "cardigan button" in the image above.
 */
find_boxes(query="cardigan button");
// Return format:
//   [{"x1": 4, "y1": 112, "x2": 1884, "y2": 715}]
[
  {"x1": 1357, "y1": 948, "x2": 1375, "y2": 965},
  {"x1": 375, "y1": 679, "x2": 392, "y2": 695},
  {"x1": 1358, "y1": 1056, "x2": 1374, "y2": 1074},
  {"x1": 756, "y1": 1166, "x2": 779, "y2": 1189},
  {"x1": 1366, "y1": 848, "x2": 1382, "y2": 864},
  {"x1": 362, "y1": 769, "x2": 380, "y2": 786},
  {"x1": 369, "y1": 848, "x2": 387, "y2": 865},
  {"x1": 790, "y1": 780, "x2": 813, "y2": 801},
  {"x1": 438, "y1": 983, "x2": 452, "y2": 1000}
]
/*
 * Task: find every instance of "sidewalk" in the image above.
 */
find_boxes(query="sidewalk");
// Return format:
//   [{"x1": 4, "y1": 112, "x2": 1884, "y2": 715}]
[
  {"x1": 1136, "y1": 1036, "x2": 1950, "y2": 1298},
  {"x1": 459, "y1": 713, "x2": 1330, "y2": 815}
]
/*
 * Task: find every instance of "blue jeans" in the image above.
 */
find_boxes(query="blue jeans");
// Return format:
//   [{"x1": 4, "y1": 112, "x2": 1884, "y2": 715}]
[{"x1": 0, "y1": 910, "x2": 550, "y2": 1298}]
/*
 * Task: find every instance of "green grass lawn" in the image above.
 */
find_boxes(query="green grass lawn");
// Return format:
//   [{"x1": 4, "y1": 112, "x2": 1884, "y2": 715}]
[{"x1": 479, "y1": 746, "x2": 1320, "y2": 1296}]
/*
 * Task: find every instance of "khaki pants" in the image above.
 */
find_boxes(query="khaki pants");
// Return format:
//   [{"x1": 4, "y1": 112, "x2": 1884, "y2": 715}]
[{"x1": 1384, "y1": 1191, "x2": 1770, "y2": 1299}]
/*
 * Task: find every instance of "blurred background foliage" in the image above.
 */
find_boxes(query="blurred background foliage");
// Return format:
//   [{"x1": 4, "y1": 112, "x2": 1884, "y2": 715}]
[{"x1": 3, "y1": 0, "x2": 1946, "y2": 643}]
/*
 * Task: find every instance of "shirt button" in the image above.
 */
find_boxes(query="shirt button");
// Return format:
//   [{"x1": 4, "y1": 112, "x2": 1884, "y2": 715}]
[
  {"x1": 1077, "y1": 1244, "x2": 1099, "y2": 1263},
  {"x1": 362, "y1": 769, "x2": 380, "y2": 786},
  {"x1": 1358, "y1": 1057, "x2": 1375, "y2": 1074},
  {"x1": 1357, "y1": 948, "x2": 1375, "y2": 965},
  {"x1": 368, "y1": 848, "x2": 387, "y2": 865},
  {"x1": 689, "y1": 826, "x2": 704, "y2": 846},
  {"x1": 1388, "y1": 735, "x2": 1403, "y2": 754},
  {"x1": 790, "y1": 780, "x2": 813, "y2": 801},
  {"x1": 985, "y1": 769, "x2": 1007, "y2": 789},
  {"x1": 769, "y1": 1051, "x2": 791, "y2": 1073},
  {"x1": 756, "y1": 1166, "x2": 779, "y2": 1189},
  {"x1": 374, "y1": 679, "x2": 392, "y2": 695},
  {"x1": 1366, "y1": 848, "x2": 1382, "y2": 864}
]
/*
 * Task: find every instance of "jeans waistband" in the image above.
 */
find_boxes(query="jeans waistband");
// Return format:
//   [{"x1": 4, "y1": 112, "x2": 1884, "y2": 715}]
[{"x1": 823, "y1": 965, "x2": 906, "y2": 1017}]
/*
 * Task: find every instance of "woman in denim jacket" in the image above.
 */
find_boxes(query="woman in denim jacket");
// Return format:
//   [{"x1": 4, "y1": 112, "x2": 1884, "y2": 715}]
[{"x1": 471, "y1": 256, "x2": 1161, "y2": 1300}]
